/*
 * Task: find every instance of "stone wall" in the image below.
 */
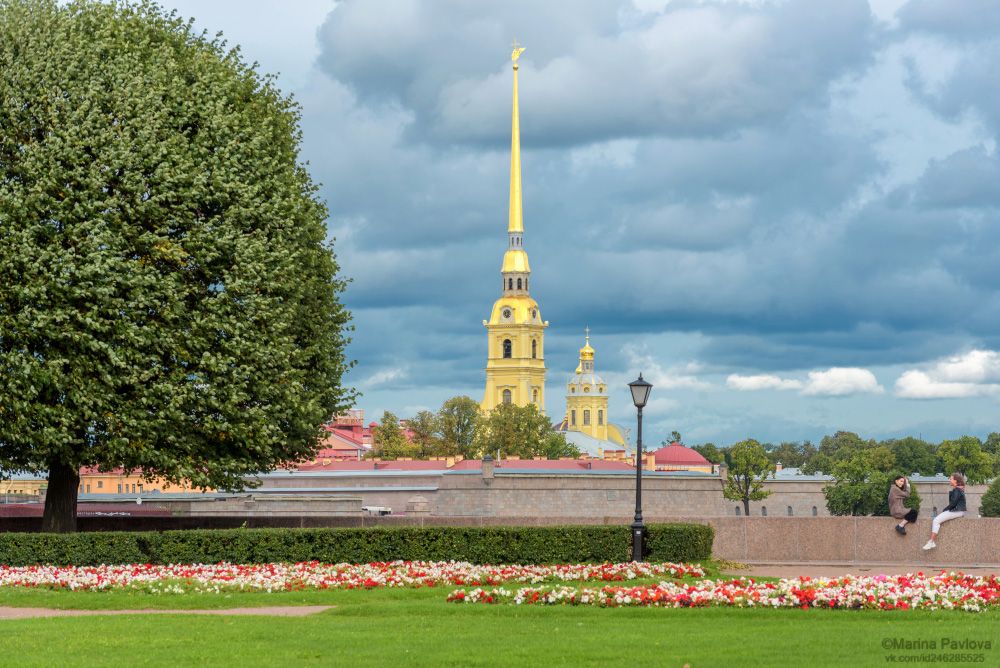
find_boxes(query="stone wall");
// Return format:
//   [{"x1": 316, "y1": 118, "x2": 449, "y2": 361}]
[{"x1": 250, "y1": 469, "x2": 984, "y2": 520}]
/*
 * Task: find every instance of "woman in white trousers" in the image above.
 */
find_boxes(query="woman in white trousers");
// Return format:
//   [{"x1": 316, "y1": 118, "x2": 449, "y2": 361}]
[{"x1": 923, "y1": 472, "x2": 967, "y2": 550}]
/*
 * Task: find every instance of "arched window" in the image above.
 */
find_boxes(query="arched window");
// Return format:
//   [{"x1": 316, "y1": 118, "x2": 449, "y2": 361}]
[
  {"x1": 597, "y1": 410, "x2": 603, "y2": 425},
  {"x1": 787, "y1": 506, "x2": 793, "y2": 516},
  {"x1": 570, "y1": 410, "x2": 576, "y2": 426},
  {"x1": 517, "y1": 278, "x2": 522, "y2": 289},
  {"x1": 811, "y1": 506, "x2": 818, "y2": 516},
  {"x1": 502, "y1": 389, "x2": 512, "y2": 404},
  {"x1": 532, "y1": 389, "x2": 538, "y2": 404},
  {"x1": 761, "y1": 507, "x2": 767, "y2": 517},
  {"x1": 531, "y1": 339, "x2": 537, "y2": 358},
  {"x1": 583, "y1": 410, "x2": 591, "y2": 426},
  {"x1": 735, "y1": 506, "x2": 741, "y2": 516},
  {"x1": 503, "y1": 339, "x2": 512, "y2": 358}
]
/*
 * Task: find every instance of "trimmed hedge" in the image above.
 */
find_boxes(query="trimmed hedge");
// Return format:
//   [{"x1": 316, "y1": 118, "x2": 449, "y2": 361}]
[{"x1": 0, "y1": 523, "x2": 713, "y2": 566}]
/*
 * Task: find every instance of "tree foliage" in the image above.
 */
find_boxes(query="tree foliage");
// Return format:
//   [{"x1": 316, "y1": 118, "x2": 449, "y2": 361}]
[
  {"x1": 722, "y1": 439, "x2": 774, "y2": 515},
  {"x1": 821, "y1": 448, "x2": 919, "y2": 516},
  {"x1": 369, "y1": 412, "x2": 419, "y2": 460},
  {"x1": 0, "y1": 0, "x2": 355, "y2": 530}
]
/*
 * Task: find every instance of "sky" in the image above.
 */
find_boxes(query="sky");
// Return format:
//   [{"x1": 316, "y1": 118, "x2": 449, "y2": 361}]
[{"x1": 162, "y1": 0, "x2": 1000, "y2": 447}]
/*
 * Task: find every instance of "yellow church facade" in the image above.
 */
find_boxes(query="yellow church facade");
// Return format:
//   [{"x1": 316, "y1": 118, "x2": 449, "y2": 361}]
[{"x1": 482, "y1": 45, "x2": 548, "y2": 411}]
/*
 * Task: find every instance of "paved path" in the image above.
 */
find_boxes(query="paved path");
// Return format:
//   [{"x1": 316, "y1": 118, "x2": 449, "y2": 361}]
[
  {"x1": 732, "y1": 563, "x2": 1000, "y2": 579},
  {"x1": 0, "y1": 605, "x2": 334, "y2": 619}
]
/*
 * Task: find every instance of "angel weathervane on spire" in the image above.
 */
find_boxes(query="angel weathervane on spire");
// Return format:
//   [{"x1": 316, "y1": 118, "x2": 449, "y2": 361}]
[{"x1": 511, "y1": 39, "x2": 525, "y2": 63}]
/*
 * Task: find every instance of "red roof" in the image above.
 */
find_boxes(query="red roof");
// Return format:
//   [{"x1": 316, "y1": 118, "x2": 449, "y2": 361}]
[{"x1": 652, "y1": 443, "x2": 710, "y2": 466}]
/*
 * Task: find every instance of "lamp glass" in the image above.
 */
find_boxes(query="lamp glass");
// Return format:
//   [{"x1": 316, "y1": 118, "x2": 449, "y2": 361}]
[{"x1": 628, "y1": 374, "x2": 652, "y2": 408}]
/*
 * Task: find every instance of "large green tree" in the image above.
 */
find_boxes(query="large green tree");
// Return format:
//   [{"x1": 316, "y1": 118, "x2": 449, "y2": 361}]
[
  {"x1": 437, "y1": 396, "x2": 481, "y2": 459},
  {"x1": 369, "y1": 412, "x2": 418, "y2": 460},
  {"x1": 937, "y1": 436, "x2": 993, "y2": 484},
  {"x1": 0, "y1": 0, "x2": 355, "y2": 531},
  {"x1": 476, "y1": 403, "x2": 579, "y2": 460},
  {"x1": 722, "y1": 439, "x2": 774, "y2": 516},
  {"x1": 822, "y1": 448, "x2": 912, "y2": 516}
]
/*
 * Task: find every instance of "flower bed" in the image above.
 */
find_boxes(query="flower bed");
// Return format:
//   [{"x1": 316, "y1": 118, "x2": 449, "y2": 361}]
[
  {"x1": 447, "y1": 572, "x2": 1000, "y2": 612},
  {"x1": 0, "y1": 561, "x2": 704, "y2": 593}
]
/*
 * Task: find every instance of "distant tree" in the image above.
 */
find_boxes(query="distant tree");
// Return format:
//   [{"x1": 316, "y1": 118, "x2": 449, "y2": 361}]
[
  {"x1": 722, "y1": 439, "x2": 775, "y2": 516},
  {"x1": 823, "y1": 448, "x2": 902, "y2": 516},
  {"x1": 766, "y1": 442, "x2": 808, "y2": 469},
  {"x1": 406, "y1": 410, "x2": 441, "y2": 458},
  {"x1": 984, "y1": 432, "x2": 1000, "y2": 456},
  {"x1": 883, "y1": 437, "x2": 938, "y2": 476},
  {"x1": 369, "y1": 412, "x2": 419, "y2": 460},
  {"x1": 801, "y1": 453, "x2": 834, "y2": 475},
  {"x1": 818, "y1": 431, "x2": 874, "y2": 462},
  {"x1": 540, "y1": 432, "x2": 581, "y2": 460},
  {"x1": 437, "y1": 396, "x2": 481, "y2": 459},
  {"x1": 0, "y1": 0, "x2": 355, "y2": 531},
  {"x1": 937, "y1": 436, "x2": 994, "y2": 484},
  {"x1": 669, "y1": 430, "x2": 683, "y2": 444},
  {"x1": 692, "y1": 443, "x2": 724, "y2": 464},
  {"x1": 476, "y1": 403, "x2": 561, "y2": 459}
]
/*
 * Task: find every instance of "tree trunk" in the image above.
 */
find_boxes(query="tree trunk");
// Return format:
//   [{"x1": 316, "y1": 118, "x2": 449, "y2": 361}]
[
  {"x1": 42, "y1": 461, "x2": 79, "y2": 533},
  {"x1": 743, "y1": 498, "x2": 750, "y2": 516}
]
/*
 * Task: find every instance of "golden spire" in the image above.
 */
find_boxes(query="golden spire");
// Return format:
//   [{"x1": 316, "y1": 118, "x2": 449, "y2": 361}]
[
  {"x1": 508, "y1": 40, "x2": 525, "y2": 234},
  {"x1": 580, "y1": 326, "x2": 595, "y2": 361}
]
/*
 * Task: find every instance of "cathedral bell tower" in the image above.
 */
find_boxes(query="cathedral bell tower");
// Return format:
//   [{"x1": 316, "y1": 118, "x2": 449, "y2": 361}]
[{"x1": 482, "y1": 43, "x2": 547, "y2": 412}]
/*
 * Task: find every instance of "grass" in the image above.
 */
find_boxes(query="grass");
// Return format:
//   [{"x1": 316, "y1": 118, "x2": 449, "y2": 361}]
[{"x1": 0, "y1": 570, "x2": 998, "y2": 667}]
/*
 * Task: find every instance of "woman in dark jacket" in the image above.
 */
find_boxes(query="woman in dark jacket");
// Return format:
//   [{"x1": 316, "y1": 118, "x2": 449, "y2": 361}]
[
  {"x1": 923, "y1": 472, "x2": 967, "y2": 550},
  {"x1": 888, "y1": 475, "x2": 918, "y2": 535}
]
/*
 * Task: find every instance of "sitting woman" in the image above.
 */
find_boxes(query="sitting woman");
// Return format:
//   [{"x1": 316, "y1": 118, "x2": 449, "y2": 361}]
[
  {"x1": 923, "y1": 472, "x2": 967, "y2": 550},
  {"x1": 888, "y1": 475, "x2": 918, "y2": 535}
]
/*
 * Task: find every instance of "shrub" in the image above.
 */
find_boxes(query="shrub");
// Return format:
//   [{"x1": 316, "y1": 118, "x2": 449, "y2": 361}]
[
  {"x1": 0, "y1": 524, "x2": 713, "y2": 566},
  {"x1": 981, "y1": 478, "x2": 1000, "y2": 517}
]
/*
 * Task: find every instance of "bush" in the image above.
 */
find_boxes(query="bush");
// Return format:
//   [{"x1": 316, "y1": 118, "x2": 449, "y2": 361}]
[
  {"x1": 981, "y1": 479, "x2": 1000, "y2": 517},
  {"x1": 0, "y1": 524, "x2": 713, "y2": 566}
]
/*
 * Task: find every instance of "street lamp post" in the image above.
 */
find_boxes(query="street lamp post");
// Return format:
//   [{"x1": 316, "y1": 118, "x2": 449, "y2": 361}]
[{"x1": 628, "y1": 373, "x2": 653, "y2": 562}]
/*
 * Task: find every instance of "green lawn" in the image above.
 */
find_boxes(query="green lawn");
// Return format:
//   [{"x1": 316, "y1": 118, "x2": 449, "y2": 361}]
[{"x1": 1, "y1": 582, "x2": 998, "y2": 667}]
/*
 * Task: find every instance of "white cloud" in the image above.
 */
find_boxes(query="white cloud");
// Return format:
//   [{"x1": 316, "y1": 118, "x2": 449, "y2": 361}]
[
  {"x1": 726, "y1": 374, "x2": 803, "y2": 391},
  {"x1": 802, "y1": 367, "x2": 884, "y2": 396},
  {"x1": 894, "y1": 349, "x2": 1000, "y2": 398},
  {"x1": 361, "y1": 366, "x2": 408, "y2": 389},
  {"x1": 621, "y1": 346, "x2": 712, "y2": 390}
]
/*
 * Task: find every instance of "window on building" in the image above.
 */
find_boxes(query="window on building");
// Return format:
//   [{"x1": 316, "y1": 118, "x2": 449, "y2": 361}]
[
  {"x1": 811, "y1": 506, "x2": 818, "y2": 516},
  {"x1": 761, "y1": 506, "x2": 767, "y2": 516},
  {"x1": 86, "y1": 484, "x2": 91, "y2": 494},
  {"x1": 735, "y1": 506, "x2": 741, "y2": 516},
  {"x1": 503, "y1": 339, "x2": 512, "y2": 358},
  {"x1": 583, "y1": 410, "x2": 591, "y2": 426},
  {"x1": 571, "y1": 410, "x2": 576, "y2": 426},
  {"x1": 531, "y1": 339, "x2": 537, "y2": 359},
  {"x1": 138, "y1": 484, "x2": 143, "y2": 492},
  {"x1": 118, "y1": 484, "x2": 123, "y2": 494},
  {"x1": 132, "y1": 484, "x2": 137, "y2": 494},
  {"x1": 787, "y1": 506, "x2": 793, "y2": 516},
  {"x1": 532, "y1": 389, "x2": 538, "y2": 404},
  {"x1": 502, "y1": 389, "x2": 512, "y2": 404},
  {"x1": 97, "y1": 480, "x2": 103, "y2": 489},
  {"x1": 517, "y1": 278, "x2": 522, "y2": 289},
  {"x1": 597, "y1": 410, "x2": 603, "y2": 425},
  {"x1": 508, "y1": 278, "x2": 513, "y2": 290}
]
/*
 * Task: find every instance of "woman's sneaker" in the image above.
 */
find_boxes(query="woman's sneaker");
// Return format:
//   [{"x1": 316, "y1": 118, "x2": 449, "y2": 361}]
[{"x1": 922, "y1": 540, "x2": 936, "y2": 550}]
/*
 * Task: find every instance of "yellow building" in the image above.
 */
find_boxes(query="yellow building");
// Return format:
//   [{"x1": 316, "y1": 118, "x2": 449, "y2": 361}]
[
  {"x1": 562, "y1": 330, "x2": 627, "y2": 447},
  {"x1": 483, "y1": 45, "x2": 547, "y2": 411}
]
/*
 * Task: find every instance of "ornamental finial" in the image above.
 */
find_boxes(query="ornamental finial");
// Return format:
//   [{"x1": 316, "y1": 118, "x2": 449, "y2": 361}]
[{"x1": 511, "y1": 39, "x2": 525, "y2": 63}]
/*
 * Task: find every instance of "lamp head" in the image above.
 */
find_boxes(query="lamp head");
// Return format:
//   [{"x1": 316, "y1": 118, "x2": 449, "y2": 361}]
[{"x1": 628, "y1": 373, "x2": 653, "y2": 409}]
